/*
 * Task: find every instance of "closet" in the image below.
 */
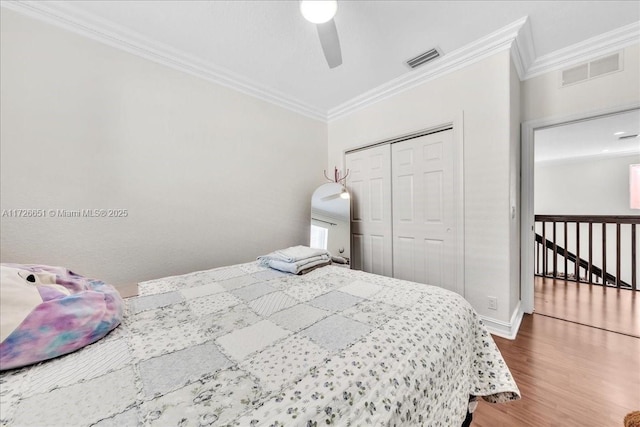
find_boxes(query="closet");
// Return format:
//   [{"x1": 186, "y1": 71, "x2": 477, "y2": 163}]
[
  {"x1": 346, "y1": 144, "x2": 393, "y2": 277},
  {"x1": 346, "y1": 128, "x2": 458, "y2": 293}
]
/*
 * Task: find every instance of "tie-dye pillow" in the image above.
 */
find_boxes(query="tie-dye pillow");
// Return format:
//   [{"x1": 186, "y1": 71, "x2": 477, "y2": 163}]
[{"x1": 0, "y1": 264, "x2": 124, "y2": 370}]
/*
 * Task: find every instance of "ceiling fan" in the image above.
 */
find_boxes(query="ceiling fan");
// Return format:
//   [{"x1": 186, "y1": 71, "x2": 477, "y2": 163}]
[
  {"x1": 321, "y1": 187, "x2": 350, "y2": 201},
  {"x1": 300, "y1": 0, "x2": 343, "y2": 69}
]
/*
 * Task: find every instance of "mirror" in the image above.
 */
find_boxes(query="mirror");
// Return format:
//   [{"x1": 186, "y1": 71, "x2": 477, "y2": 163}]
[{"x1": 310, "y1": 182, "x2": 350, "y2": 267}]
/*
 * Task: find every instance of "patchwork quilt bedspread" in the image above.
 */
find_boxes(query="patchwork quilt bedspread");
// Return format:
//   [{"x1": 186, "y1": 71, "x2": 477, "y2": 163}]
[{"x1": 0, "y1": 262, "x2": 519, "y2": 426}]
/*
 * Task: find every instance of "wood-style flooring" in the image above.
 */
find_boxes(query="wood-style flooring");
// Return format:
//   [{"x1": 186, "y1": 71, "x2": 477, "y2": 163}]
[
  {"x1": 473, "y1": 313, "x2": 640, "y2": 427},
  {"x1": 534, "y1": 276, "x2": 639, "y2": 337},
  {"x1": 474, "y1": 277, "x2": 639, "y2": 427}
]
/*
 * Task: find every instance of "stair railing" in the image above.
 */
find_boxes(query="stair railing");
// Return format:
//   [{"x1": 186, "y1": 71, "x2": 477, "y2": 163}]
[{"x1": 534, "y1": 215, "x2": 639, "y2": 290}]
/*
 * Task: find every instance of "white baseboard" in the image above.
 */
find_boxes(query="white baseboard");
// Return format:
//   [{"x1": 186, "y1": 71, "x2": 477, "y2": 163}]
[{"x1": 480, "y1": 301, "x2": 524, "y2": 340}]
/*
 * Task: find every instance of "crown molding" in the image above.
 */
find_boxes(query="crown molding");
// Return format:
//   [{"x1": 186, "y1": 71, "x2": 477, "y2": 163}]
[
  {"x1": 327, "y1": 17, "x2": 528, "y2": 121},
  {"x1": 524, "y1": 21, "x2": 640, "y2": 79},
  {"x1": 1, "y1": 0, "x2": 327, "y2": 122},
  {"x1": 3, "y1": 0, "x2": 638, "y2": 124},
  {"x1": 510, "y1": 17, "x2": 536, "y2": 80}
]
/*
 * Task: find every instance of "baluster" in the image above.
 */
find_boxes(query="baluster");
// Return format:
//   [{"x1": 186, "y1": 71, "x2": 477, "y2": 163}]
[
  {"x1": 633, "y1": 224, "x2": 637, "y2": 291},
  {"x1": 553, "y1": 221, "x2": 557, "y2": 278},
  {"x1": 536, "y1": 234, "x2": 540, "y2": 275},
  {"x1": 564, "y1": 221, "x2": 568, "y2": 280},
  {"x1": 602, "y1": 223, "x2": 607, "y2": 286},
  {"x1": 542, "y1": 221, "x2": 547, "y2": 277},
  {"x1": 575, "y1": 222, "x2": 581, "y2": 282},
  {"x1": 616, "y1": 223, "x2": 621, "y2": 288},
  {"x1": 588, "y1": 222, "x2": 593, "y2": 283}
]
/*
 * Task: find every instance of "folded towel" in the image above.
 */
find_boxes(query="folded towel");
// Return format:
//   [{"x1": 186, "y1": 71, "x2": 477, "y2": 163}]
[
  {"x1": 258, "y1": 247, "x2": 330, "y2": 266},
  {"x1": 297, "y1": 260, "x2": 332, "y2": 275},
  {"x1": 267, "y1": 258, "x2": 331, "y2": 275},
  {"x1": 257, "y1": 252, "x2": 286, "y2": 266},
  {"x1": 266, "y1": 254, "x2": 328, "y2": 270},
  {"x1": 257, "y1": 246, "x2": 332, "y2": 274},
  {"x1": 274, "y1": 246, "x2": 331, "y2": 263}
]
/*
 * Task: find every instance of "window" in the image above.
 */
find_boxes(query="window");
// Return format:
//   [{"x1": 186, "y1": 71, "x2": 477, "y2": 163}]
[{"x1": 310, "y1": 224, "x2": 328, "y2": 250}]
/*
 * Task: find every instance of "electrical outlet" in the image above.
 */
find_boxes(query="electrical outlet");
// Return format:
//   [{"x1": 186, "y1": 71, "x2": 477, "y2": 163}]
[{"x1": 488, "y1": 296, "x2": 498, "y2": 310}]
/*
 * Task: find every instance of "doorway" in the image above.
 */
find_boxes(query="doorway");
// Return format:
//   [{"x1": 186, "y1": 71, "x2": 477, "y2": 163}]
[{"x1": 521, "y1": 106, "x2": 640, "y2": 336}]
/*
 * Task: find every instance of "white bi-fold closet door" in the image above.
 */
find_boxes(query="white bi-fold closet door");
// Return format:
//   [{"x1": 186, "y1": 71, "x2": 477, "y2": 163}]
[
  {"x1": 346, "y1": 129, "x2": 456, "y2": 292},
  {"x1": 392, "y1": 130, "x2": 455, "y2": 289},
  {"x1": 346, "y1": 144, "x2": 393, "y2": 277}
]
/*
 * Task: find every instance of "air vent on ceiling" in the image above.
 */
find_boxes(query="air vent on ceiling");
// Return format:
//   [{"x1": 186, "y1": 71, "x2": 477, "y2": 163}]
[
  {"x1": 406, "y1": 48, "x2": 441, "y2": 69},
  {"x1": 619, "y1": 134, "x2": 639, "y2": 140},
  {"x1": 561, "y1": 52, "x2": 621, "y2": 87}
]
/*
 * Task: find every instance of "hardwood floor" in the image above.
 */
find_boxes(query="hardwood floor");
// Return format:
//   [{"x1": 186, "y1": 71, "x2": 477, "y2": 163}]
[
  {"x1": 473, "y1": 313, "x2": 640, "y2": 427},
  {"x1": 534, "y1": 276, "x2": 639, "y2": 337}
]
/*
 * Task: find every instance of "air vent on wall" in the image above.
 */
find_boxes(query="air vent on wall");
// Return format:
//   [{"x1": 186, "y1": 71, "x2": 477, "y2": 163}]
[
  {"x1": 561, "y1": 52, "x2": 621, "y2": 87},
  {"x1": 590, "y1": 53, "x2": 620, "y2": 77},
  {"x1": 406, "y1": 48, "x2": 441, "y2": 69},
  {"x1": 561, "y1": 63, "x2": 588, "y2": 85}
]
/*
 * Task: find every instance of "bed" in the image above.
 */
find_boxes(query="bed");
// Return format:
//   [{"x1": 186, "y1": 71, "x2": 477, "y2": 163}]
[{"x1": 0, "y1": 261, "x2": 519, "y2": 426}]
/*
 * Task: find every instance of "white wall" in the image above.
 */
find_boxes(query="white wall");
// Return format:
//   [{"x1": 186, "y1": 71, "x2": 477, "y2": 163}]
[
  {"x1": 0, "y1": 9, "x2": 327, "y2": 288},
  {"x1": 536, "y1": 154, "x2": 640, "y2": 215},
  {"x1": 508, "y1": 58, "x2": 522, "y2": 314},
  {"x1": 328, "y1": 49, "x2": 516, "y2": 323},
  {"x1": 522, "y1": 44, "x2": 640, "y2": 122}
]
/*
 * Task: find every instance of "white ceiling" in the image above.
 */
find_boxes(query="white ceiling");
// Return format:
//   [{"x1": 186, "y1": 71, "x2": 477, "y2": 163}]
[
  {"x1": 311, "y1": 183, "x2": 349, "y2": 220},
  {"x1": 6, "y1": 1, "x2": 640, "y2": 119},
  {"x1": 535, "y1": 109, "x2": 640, "y2": 163}
]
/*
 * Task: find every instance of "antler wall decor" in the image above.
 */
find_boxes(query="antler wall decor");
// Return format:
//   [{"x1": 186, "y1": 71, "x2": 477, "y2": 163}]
[{"x1": 324, "y1": 167, "x2": 350, "y2": 184}]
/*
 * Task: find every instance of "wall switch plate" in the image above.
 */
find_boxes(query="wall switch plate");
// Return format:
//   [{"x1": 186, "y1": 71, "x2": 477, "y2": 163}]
[{"x1": 488, "y1": 296, "x2": 498, "y2": 310}]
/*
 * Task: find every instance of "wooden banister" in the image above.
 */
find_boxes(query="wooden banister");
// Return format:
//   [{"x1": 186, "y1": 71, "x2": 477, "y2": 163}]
[
  {"x1": 536, "y1": 215, "x2": 639, "y2": 224},
  {"x1": 534, "y1": 215, "x2": 640, "y2": 291}
]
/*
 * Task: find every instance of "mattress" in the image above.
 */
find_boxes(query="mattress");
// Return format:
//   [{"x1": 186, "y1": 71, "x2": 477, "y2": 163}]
[{"x1": 0, "y1": 262, "x2": 519, "y2": 426}]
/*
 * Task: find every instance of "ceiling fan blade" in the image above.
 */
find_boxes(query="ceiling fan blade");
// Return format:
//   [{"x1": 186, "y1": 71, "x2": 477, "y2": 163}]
[{"x1": 316, "y1": 18, "x2": 342, "y2": 69}]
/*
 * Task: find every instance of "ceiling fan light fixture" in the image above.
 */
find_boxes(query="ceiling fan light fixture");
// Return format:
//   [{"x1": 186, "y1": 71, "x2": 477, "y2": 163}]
[{"x1": 300, "y1": 0, "x2": 337, "y2": 24}]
